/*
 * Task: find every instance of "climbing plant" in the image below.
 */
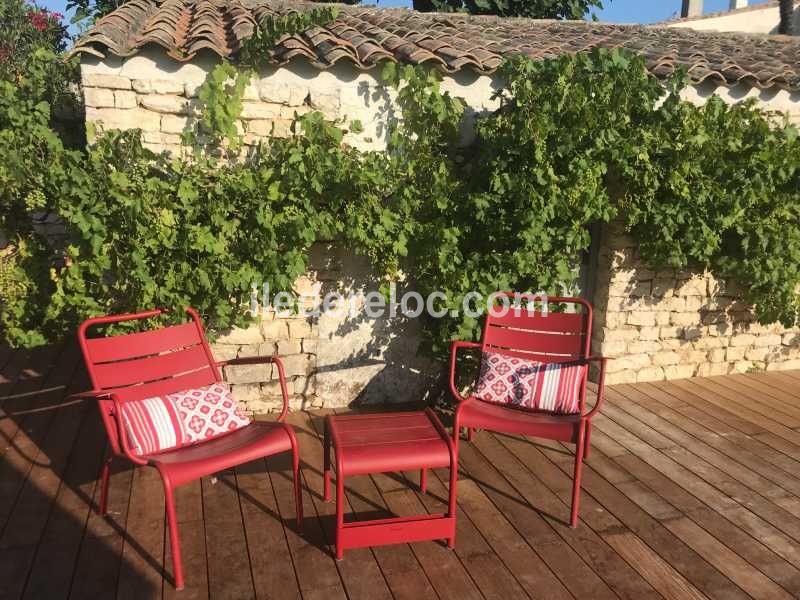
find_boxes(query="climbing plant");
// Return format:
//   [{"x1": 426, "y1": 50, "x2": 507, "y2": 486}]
[{"x1": 1, "y1": 39, "x2": 799, "y2": 350}]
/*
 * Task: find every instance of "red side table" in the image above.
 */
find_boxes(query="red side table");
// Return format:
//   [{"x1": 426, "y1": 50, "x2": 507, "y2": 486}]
[{"x1": 324, "y1": 408, "x2": 457, "y2": 559}]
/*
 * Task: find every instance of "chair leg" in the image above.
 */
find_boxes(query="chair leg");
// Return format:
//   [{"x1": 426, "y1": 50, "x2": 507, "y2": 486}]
[
  {"x1": 584, "y1": 421, "x2": 592, "y2": 461},
  {"x1": 570, "y1": 426, "x2": 586, "y2": 528},
  {"x1": 323, "y1": 419, "x2": 331, "y2": 502},
  {"x1": 466, "y1": 427, "x2": 474, "y2": 442},
  {"x1": 163, "y1": 480, "x2": 184, "y2": 591},
  {"x1": 99, "y1": 456, "x2": 113, "y2": 516},
  {"x1": 292, "y1": 439, "x2": 303, "y2": 532},
  {"x1": 420, "y1": 468, "x2": 427, "y2": 493}
]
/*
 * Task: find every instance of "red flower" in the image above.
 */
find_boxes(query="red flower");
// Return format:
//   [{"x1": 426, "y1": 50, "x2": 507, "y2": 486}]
[{"x1": 26, "y1": 9, "x2": 60, "y2": 32}]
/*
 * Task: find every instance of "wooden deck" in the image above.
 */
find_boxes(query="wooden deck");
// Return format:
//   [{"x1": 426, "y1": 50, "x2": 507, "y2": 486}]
[{"x1": 3, "y1": 344, "x2": 800, "y2": 599}]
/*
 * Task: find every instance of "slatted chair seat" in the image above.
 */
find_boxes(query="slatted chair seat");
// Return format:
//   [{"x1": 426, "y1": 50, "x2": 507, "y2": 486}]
[
  {"x1": 450, "y1": 293, "x2": 608, "y2": 528},
  {"x1": 72, "y1": 308, "x2": 303, "y2": 591},
  {"x1": 144, "y1": 420, "x2": 297, "y2": 487}
]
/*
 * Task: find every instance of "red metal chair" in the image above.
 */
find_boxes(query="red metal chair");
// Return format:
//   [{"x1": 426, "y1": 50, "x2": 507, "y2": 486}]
[
  {"x1": 450, "y1": 294, "x2": 607, "y2": 528},
  {"x1": 72, "y1": 308, "x2": 302, "y2": 590}
]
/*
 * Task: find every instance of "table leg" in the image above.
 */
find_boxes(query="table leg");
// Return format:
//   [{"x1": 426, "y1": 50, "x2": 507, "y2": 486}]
[
  {"x1": 336, "y1": 469, "x2": 344, "y2": 560},
  {"x1": 324, "y1": 418, "x2": 331, "y2": 502}
]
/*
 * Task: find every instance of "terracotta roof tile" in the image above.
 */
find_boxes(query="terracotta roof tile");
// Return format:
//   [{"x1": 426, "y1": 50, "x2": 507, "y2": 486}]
[{"x1": 69, "y1": 0, "x2": 800, "y2": 91}]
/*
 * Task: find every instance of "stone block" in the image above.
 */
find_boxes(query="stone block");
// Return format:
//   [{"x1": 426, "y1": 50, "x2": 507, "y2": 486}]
[
  {"x1": 601, "y1": 340, "x2": 627, "y2": 357},
  {"x1": 84, "y1": 87, "x2": 115, "y2": 108},
  {"x1": 281, "y1": 354, "x2": 313, "y2": 377},
  {"x1": 142, "y1": 131, "x2": 182, "y2": 145},
  {"x1": 302, "y1": 338, "x2": 319, "y2": 354},
  {"x1": 696, "y1": 362, "x2": 731, "y2": 377},
  {"x1": 729, "y1": 334, "x2": 757, "y2": 348},
  {"x1": 86, "y1": 107, "x2": 161, "y2": 132},
  {"x1": 677, "y1": 277, "x2": 707, "y2": 297},
  {"x1": 114, "y1": 90, "x2": 137, "y2": 109},
  {"x1": 184, "y1": 82, "x2": 202, "y2": 98},
  {"x1": 151, "y1": 79, "x2": 185, "y2": 95},
  {"x1": 288, "y1": 319, "x2": 313, "y2": 338},
  {"x1": 627, "y1": 341, "x2": 662, "y2": 354},
  {"x1": 671, "y1": 312, "x2": 701, "y2": 327},
  {"x1": 651, "y1": 279, "x2": 676, "y2": 297},
  {"x1": 161, "y1": 114, "x2": 189, "y2": 134},
  {"x1": 261, "y1": 379, "x2": 292, "y2": 397},
  {"x1": 652, "y1": 351, "x2": 681, "y2": 366},
  {"x1": 606, "y1": 353, "x2": 651, "y2": 373},
  {"x1": 216, "y1": 325, "x2": 264, "y2": 345},
  {"x1": 627, "y1": 312, "x2": 656, "y2": 327},
  {"x1": 225, "y1": 363, "x2": 271, "y2": 384},
  {"x1": 140, "y1": 94, "x2": 190, "y2": 114},
  {"x1": 708, "y1": 348, "x2": 727, "y2": 363},
  {"x1": 602, "y1": 327, "x2": 640, "y2": 342},
  {"x1": 277, "y1": 339, "x2": 303, "y2": 355},
  {"x1": 636, "y1": 367, "x2": 665, "y2": 382},
  {"x1": 654, "y1": 312, "x2": 672, "y2": 326},
  {"x1": 683, "y1": 350, "x2": 709, "y2": 363},
  {"x1": 682, "y1": 327, "x2": 704, "y2": 340},
  {"x1": 783, "y1": 332, "x2": 800, "y2": 346},
  {"x1": 663, "y1": 364, "x2": 696, "y2": 379},
  {"x1": 261, "y1": 319, "x2": 289, "y2": 339},
  {"x1": 231, "y1": 383, "x2": 262, "y2": 403},
  {"x1": 766, "y1": 359, "x2": 800, "y2": 371},
  {"x1": 293, "y1": 375, "x2": 316, "y2": 396},
  {"x1": 692, "y1": 337, "x2": 728, "y2": 349},
  {"x1": 82, "y1": 73, "x2": 132, "y2": 89},
  {"x1": 638, "y1": 326, "x2": 661, "y2": 341},
  {"x1": 605, "y1": 370, "x2": 638, "y2": 385},
  {"x1": 754, "y1": 334, "x2": 782, "y2": 348},
  {"x1": 663, "y1": 297, "x2": 686, "y2": 312},
  {"x1": 209, "y1": 344, "x2": 239, "y2": 362},
  {"x1": 259, "y1": 82, "x2": 292, "y2": 104},
  {"x1": 700, "y1": 311, "x2": 727, "y2": 326},
  {"x1": 240, "y1": 102, "x2": 282, "y2": 119},
  {"x1": 660, "y1": 326, "x2": 684, "y2": 339},
  {"x1": 745, "y1": 347, "x2": 771, "y2": 362},
  {"x1": 132, "y1": 79, "x2": 152, "y2": 93},
  {"x1": 731, "y1": 360, "x2": 755, "y2": 374},
  {"x1": 725, "y1": 347, "x2": 746, "y2": 361}
]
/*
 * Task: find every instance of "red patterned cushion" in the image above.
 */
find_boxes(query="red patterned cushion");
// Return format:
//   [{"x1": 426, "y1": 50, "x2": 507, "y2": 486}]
[
  {"x1": 475, "y1": 351, "x2": 586, "y2": 414},
  {"x1": 120, "y1": 383, "x2": 251, "y2": 456}
]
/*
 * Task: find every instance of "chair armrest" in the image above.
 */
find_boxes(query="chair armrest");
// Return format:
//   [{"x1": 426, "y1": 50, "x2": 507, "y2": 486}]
[
  {"x1": 218, "y1": 354, "x2": 290, "y2": 422},
  {"x1": 449, "y1": 341, "x2": 481, "y2": 403},
  {"x1": 582, "y1": 355, "x2": 609, "y2": 420},
  {"x1": 67, "y1": 389, "x2": 112, "y2": 401}
]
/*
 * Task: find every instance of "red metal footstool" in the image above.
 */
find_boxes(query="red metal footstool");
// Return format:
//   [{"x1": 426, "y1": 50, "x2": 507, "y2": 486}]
[{"x1": 323, "y1": 409, "x2": 457, "y2": 559}]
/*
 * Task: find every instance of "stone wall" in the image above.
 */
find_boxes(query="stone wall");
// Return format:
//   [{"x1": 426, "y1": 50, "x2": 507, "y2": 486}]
[
  {"x1": 207, "y1": 243, "x2": 437, "y2": 415},
  {"x1": 79, "y1": 48, "x2": 501, "y2": 154},
  {"x1": 591, "y1": 222, "x2": 800, "y2": 385}
]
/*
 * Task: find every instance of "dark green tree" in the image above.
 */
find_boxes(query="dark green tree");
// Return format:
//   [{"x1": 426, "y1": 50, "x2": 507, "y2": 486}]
[{"x1": 411, "y1": 0, "x2": 604, "y2": 18}]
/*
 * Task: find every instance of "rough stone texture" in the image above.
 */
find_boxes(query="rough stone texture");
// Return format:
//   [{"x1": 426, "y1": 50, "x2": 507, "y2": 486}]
[
  {"x1": 591, "y1": 221, "x2": 800, "y2": 384},
  {"x1": 205, "y1": 244, "x2": 437, "y2": 414}
]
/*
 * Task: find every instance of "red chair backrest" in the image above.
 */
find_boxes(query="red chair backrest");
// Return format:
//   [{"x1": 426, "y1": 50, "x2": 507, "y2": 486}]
[
  {"x1": 77, "y1": 308, "x2": 221, "y2": 454},
  {"x1": 480, "y1": 293, "x2": 593, "y2": 412}
]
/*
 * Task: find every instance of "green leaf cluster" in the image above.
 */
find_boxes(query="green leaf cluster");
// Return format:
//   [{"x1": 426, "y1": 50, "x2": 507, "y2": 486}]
[{"x1": 2, "y1": 45, "x2": 799, "y2": 353}]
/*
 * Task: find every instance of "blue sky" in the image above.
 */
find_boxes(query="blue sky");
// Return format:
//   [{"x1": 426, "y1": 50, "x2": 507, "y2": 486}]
[{"x1": 41, "y1": 0, "x2": 773, "y2": 35}]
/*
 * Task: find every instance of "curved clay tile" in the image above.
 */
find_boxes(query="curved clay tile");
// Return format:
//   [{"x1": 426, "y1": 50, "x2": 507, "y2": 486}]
[{"x1": 67, "y1": 0, "x2": 800, "y2": 91}]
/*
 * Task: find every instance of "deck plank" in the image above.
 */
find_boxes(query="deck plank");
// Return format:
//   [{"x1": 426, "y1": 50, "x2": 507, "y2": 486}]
[{"x1": 3, "y1": 344, "x2": 800, "y2": 600}]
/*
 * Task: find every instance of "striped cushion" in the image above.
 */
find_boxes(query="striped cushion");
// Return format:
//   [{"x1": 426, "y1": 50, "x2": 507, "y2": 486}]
[
  {"x1": 120, "y1": 383, "x2": 251, "y2": 456},
  {"x1": 475, "y1": 351, "x2": 586, "y2": 414}
]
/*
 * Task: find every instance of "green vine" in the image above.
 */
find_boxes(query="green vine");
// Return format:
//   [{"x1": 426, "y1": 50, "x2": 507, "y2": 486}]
[{"x1": 2, "y1": 44, "x2": 799, "y2": 351}]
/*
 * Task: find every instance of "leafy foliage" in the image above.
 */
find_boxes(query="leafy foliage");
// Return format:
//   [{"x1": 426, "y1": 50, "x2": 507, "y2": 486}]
[
  {"x1": 1, "y1": 39, "x2": 799, "y2": 350},
  {"x1": 411, "y1": 0, "x2": 603, "y2": 19}
]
